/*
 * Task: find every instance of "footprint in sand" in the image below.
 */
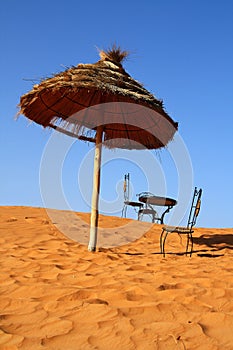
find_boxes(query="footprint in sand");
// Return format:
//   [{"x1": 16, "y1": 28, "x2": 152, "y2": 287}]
[
  {"x1": 58, "y1": 290, "x2": 94, "y2": 302},
  {"x1": 126, "y1": 292, "x2": 142, "y2": 302},
  {"x1": 6, "y1": 217, "x2": 18, "y2": 222},
  {"x1": 85, "y1": 298, "x2": 109, "y2": 305},
  {"x1": 24, "y1": 217, "x2": 50, "y2": 225},
  {"x1": 58, "y1": 290, "x2": 108, "y2": 305}
]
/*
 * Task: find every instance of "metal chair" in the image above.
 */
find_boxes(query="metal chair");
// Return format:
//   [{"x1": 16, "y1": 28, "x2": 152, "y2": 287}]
[
  {"x1": 121, "y1": 173, "x2": 144, "y2": 218},
  {"x1": 160, "y1": 187, "x2": 202, "y2": 257}
]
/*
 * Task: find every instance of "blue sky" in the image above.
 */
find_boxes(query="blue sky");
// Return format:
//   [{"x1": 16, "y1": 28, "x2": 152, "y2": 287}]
[{"x1": 1, "y1": 0, "x2": 233, "y2": 228}]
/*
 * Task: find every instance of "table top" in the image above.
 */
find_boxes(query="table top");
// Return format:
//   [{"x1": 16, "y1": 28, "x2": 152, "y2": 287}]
[{"x1": 138, "y1": 195, "x2": 177, "y2": 207}]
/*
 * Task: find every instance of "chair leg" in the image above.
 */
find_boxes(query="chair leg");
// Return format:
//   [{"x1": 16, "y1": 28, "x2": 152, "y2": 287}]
[
  {"x1": 186, "y1": 232, "x2": 193, "y2": 257},
  {"x1": 152, "y1": 213, "x2": 155, "y2": 223},
  {"x1": 121, "y1": 205, "x2": 126, "y2": 218},
  {"x1": 160, "y1": 229, "x2": 166, "y2": 256},
  {"x1": 160, "y1": 230, "x2": 164, "y2": 254},
  {"x1": 162, "y1": 230, "x2": 169, "y2": 257},
  {"x1": 163, "y1": 231, "x2": 169, "y2": 257},
  {"x1": 189, "y1": 233, "x2": 193, "y2": 257},
  {"x1": 186, "y1": 233, "x2": 190, "y2": 256},
  {"x1": 161, "y1": 230, "x2": 193, "y2": 258}
]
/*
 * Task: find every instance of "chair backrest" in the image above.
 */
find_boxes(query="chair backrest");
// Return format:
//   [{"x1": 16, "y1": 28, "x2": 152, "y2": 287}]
[
  {"x1": 187, "y1": 187, "x2": 202, "y2": 229},
  {"x1": 123, "y1": 173, "x2": 130, "y2": 201}
]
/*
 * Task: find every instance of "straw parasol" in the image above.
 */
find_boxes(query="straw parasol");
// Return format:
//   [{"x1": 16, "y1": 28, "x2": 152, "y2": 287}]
[{"x1": 18, "y1": 45, "x2": 178, "y2": 251}]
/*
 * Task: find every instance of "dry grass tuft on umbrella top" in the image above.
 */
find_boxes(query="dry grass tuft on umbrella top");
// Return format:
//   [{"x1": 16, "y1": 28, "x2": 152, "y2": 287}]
[{"x1": 98, "y1": 45, "x2": 129, "y2": 64}]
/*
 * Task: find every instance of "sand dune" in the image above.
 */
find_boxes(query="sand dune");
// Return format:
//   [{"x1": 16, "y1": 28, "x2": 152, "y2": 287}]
[{"x1": 0, "y1": 206, "x2": 233, "y2": 349}]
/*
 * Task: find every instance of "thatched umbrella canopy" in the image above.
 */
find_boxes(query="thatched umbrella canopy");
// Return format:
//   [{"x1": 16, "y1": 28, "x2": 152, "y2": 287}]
[{"x1": 19, "y1": 45, "x2": 178, "y2": 251}]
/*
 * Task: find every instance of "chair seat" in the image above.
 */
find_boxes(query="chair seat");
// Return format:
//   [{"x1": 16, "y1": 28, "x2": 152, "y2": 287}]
[
  {"x1": 139, "y1": 208, "x2": 157, "y2": 215},
  {"x1": 162, "y1": 225, "x2": 194, "y2": 234}
]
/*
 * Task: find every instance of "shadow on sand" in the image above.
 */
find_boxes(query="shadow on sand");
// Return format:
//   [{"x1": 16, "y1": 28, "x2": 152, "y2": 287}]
[
  {"x1": 105, "y1": 232, "x2": 233, "y2": 258},
  {"x1": 193, "y1": 233, "x2": 233, "y2": 250}
]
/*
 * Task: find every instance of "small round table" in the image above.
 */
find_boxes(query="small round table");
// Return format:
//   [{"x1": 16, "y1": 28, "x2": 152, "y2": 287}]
[{"x1": 138, "y1": 195, "x2": 177, "y2": 224}]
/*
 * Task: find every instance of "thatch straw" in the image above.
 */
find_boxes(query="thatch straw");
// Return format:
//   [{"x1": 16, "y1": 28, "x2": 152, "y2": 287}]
[
  {"x1": 18, "y1": 46, "x2": 178, "y2": 149},
  {"x1": 98, "y1": 44, "x2": 129, "y2": 64}
]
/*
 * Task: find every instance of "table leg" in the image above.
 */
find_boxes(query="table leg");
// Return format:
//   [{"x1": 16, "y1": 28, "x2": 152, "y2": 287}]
[{"x1": 160, "y1": 206, "x2": 173, "y2": 224}]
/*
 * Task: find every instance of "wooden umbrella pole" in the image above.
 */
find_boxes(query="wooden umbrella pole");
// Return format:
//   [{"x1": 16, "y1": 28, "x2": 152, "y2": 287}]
[{"x1": 88, "y1": 126, "x2": 104, "y2": 252}]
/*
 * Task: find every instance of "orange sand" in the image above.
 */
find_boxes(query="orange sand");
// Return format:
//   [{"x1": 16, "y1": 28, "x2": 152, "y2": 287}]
[{"x1": 0, "y1": 206, "x2": 233, "y2": 350}]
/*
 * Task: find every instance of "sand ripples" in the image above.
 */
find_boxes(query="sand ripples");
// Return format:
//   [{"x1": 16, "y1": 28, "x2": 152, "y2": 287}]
[{"x1": 0, "y1": 206, "x2": 233, "y2": 349}]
